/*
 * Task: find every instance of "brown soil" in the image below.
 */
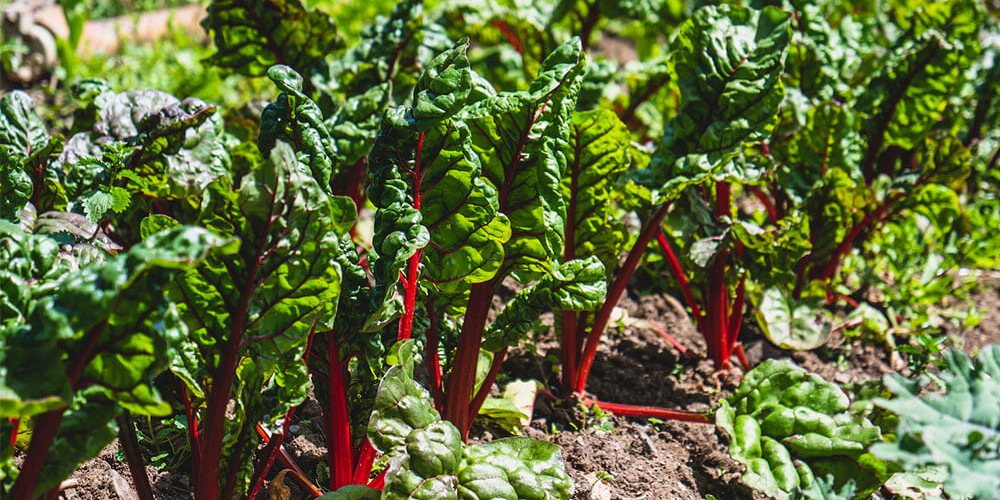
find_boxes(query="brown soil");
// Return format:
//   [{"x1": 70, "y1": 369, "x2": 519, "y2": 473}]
[{"x1": 51, "y1": 279, "x2": 1000, "y2": 500}]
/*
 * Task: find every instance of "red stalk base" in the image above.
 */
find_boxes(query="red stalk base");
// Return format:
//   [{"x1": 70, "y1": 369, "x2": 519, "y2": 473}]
[{"x1": 581, "y1": 398, "x2": 712, "y2": 424}]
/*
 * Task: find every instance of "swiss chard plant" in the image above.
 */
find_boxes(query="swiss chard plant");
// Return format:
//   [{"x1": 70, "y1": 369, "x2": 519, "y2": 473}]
[
  {"x1": 744, "y1": 0, "x2": 989, "y2": 348},
  {"x1": 0, "y1": 223, "x2": 225, "y2": 498},
  {"x1": 559, "y1": 4, "x2": 794, "y2": 418},
  {"x1": 717, "y1": 359, "x2": 892, "y2": 500}
]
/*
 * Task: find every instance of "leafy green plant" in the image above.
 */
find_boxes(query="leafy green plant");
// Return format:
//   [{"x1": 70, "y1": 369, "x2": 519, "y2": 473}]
[
  {"x1": 364, "y1": 340, "x2": 573, "y2": 500},
  {"x1": 717, "y1": 359, "x2": 892, "y2": 500},
  {"x1": 0, "y1": 223, "x2": 224, "y2": 498}
]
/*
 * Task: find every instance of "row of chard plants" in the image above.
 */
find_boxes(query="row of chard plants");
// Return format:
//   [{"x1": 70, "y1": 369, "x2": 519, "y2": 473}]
[{"x1": 2, "y1": 0, "x2": 999, "y2": 498}]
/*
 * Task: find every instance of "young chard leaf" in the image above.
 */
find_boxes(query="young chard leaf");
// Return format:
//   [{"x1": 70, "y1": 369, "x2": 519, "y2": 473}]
[
  {"x1": 717, "y1": 359, "x2": 892, "y2": 500},
  {"x1": 367, "y1": 340, "x2": 573, "y2": 500}
]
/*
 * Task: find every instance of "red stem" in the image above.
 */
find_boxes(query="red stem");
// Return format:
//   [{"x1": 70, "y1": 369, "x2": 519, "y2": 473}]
[
  {"x1": 747, "y1": 185, "x2": 778, "y2": 223},
  {"x1": 425, "y1": 303, "x2": 444, "y2": 411},
  {"x1": 655, "y1": 228, "x2": 704, "y2": 332},
  {"x1": 398, "y1": 132, "x2": 425, "y2": 341},
  {"x1": 368, "y1": 469, "x2": 388, "y2": 490},
  {"x1": 581, "y1": 398, "x2": 712, "y2": 423},
  {"x1": 326, "y1": 336, "x2": 354, "y2": 490},
  {"x1": 352, "y1": 439, "x2": 378, "y2": 485},
  {"x1": 180, "y1": 384, "x2": 201, "y2": 487},
  {"x1": 254, "y1": 426, "x2": 323, "y2": 498},
  {"x1": 469, "y1": 347, "x2": 509, "y2": 427},
  {"x1": 733, "y1": 343, "x2": 751, "y2": 372},
  {"x1": 704, "y1": 248, "x2": 731, "y2": 369},
  {"x1": 644, "y1": 322, "x2": 688, "y2": 355},
  {"x1": 117, "y1": 411, "x2": 155, "y2": 500},
  {"x1": 704, "y1": 182, "x2": 732, "y2": 370},
  {"x1": 575, "y1": 203, "x2": 671, "y2": 394},
  {"x1": 560, "y1": 311, "x2": 579, "y2": 393},
  {"x1": 9, "y1": 417, "x2": 18, "y2": 448},
  {"x1": 491, "y1": 20, "x2": 522, "y2": 55},
  {"x1": 8, "y1": 411, "x2": 65, "y2": 500},
  {"x1": 726, "y1": 273, "x2": 746, "y2": 357},
  {"x1": 443, "y1": 279, "x2": 496, "y2": 440},
  {"x1": 811, "y1": 193, "x2": 903, "y2": 282}
]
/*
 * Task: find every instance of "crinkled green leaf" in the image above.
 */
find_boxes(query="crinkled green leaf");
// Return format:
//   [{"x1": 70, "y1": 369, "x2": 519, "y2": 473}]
[
  {"x1": 483, "y1": 257, "x2": 605, "y2": 352},
  {"x1": 60, "y1": 87, "x2": 229, "y2": 202},
  {"x1": 718, "y1": 359, "x2": 890, "y2": 500},
  {"x1": 368, "y1": 340, "x2": 443, "y2": 454},
  {"x1": 755, "y1": 287, "x2": 832, "y2": 351},
  {"x1": 368, "y1": 340, "x2": 572, "y2": 500},
  {"x1": 0, "y1": 157, "x2": 32, "y2": 222},
  {"x1": 560, "y1": 109, "x2": 629, "y2": 275},
  {"x1": 327, "y1": 0, "x2": 451, "y2": 96},
  {"x1": 463, "y1": 38, "x2": 585, "y2": 280},
  {"x1": 872, "y1": 346, "x2": 1000, "y2": 499},
  {"x1": 318, "y1": 485, "x2": 382, "y2": 500},
  {"x1": 858, "y1": 0, "x2": 982, "y2": 156},
  {"x1": 326, "y1": 83, "x2": 392, "y2": 168},
  {"x1": 641, "y1": 5, "x2": 791, "y2": 199},
  {"x1": 202, "y1": 0, "x2": 341, "y2": 76},
  {"x1": 260, "y1": 65, "x2": 339, "y2": 190},
  {"x1": 368, "y1": 41, "x2": 510, "y2": 302},
  {"x1": 458, "y1": 437, "x2": 572, "y2": 500},
  {"x1": 0, "y1": 91, "x2": 63, "y2": 218},
  {"x1": 0, "y1": 91, "x2": 50, "y2": 159},
  {"x1": 171, "y1": 140, "x2": 345, "y2": 381}
]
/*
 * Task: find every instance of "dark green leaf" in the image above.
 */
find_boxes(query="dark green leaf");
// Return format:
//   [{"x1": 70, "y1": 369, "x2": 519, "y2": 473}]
[
  {"x1": 202, "y1": 0, "x2": 341, "y2": 76},
  {"x1": 641, "y1": 5, "x2": 792, "y2": 200}
]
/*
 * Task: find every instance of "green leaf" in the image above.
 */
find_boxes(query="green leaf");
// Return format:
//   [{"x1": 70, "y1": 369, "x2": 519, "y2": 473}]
[
  {"x1": 318, "y1": 485, "x2": 382, "y2": 500},
  {"x1": 327, "y1": 0, "x2": 451, "y2": 96},
  {"x1": 367, "y1": 340, "x2": 573, "y2": 500},
  {"x1": 755, "y1": 287, "x2": 831, "y2": 351},
  {"x1": 368, "y1": 41, "x2": 510, "y2": 301},
  {"x1": 483, "y1": 257, "x2": 606, "y2": 352},
  {"x1": 0, "y1": 91, "x2": 50, "y2": 158},
  {"x1": 641, "y1": 4, "x2": 792, "y2": 199},
  {"x1": 202, "y1": 0, "x2": 341, "y2": 76},
  {"x1": 33, "y1": 388, "x2": 121, "y2": 497},
  {"x1": 872, "y1": 346, "x2": 1000, "y2": 499},
  {"x1": 261, "y1": 65, "x2": 339, "y2": 190},
  {"x1": 560, "y1": 109, "x2": 630, "y2": 275},
  {"x1": 463, "y1": 38, "x2": 585, "y2": 280},
  {"x1": 81, "y1": 191, "x2": 114, "y2": 223},
  {"x1": 718, "y1": 359, "x2": 890, "y2": 500},
  {"x1": 140, "y1": 214, "x2": 181, "y2": 239},
  {"x1": 771, "y1": 101, "x2": 863, "y2": 204},
  {"x1": 859, "y1": 0, "x2": 983, "y2": 154},
  {"x1": 0, "y1": 157, "x2": 32, "y2": 221}
]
